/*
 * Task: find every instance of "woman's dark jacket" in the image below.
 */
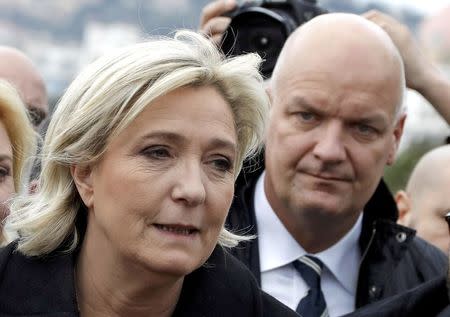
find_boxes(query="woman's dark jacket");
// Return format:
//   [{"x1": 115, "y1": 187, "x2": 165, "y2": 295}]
[
  {"x1": 227, "y1": 162, "x2": 448, "y2": 308},
  {"x1": 0, "y1": 242, "x2": 298, "y2": 317}
]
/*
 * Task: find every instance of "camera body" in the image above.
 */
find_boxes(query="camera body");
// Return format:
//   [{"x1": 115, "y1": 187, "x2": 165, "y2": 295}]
[{"x1": 221, "y1": 0, "x2": 326, "y2": 78}]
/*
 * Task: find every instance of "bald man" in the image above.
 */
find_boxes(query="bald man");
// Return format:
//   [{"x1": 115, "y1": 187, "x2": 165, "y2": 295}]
[
  {"x1": 0, "y1": 46, "x2": 49, "y2": 129},
  {"x1": 396, "y1": 145, "x2": 450, "y2": 252},
  {"x1": 200, "y1": 4, "x2": 446, "y2": 317}
]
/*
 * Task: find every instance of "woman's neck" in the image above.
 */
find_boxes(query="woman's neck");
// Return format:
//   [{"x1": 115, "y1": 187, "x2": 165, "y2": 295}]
[{"x1": 75, "y1": 232, "x2": 183, "y2": 317}]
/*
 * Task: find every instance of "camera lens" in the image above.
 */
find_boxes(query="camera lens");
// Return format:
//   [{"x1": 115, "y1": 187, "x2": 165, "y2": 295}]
[
  {"x1": 221, "y1": 10, "x2": 289, "y2": 78},
  {"x1": 253, "y1": 34, "x2": 270, "y2": 50},
  {"x1": 220, "y1": 1, "x2": 325, "y2": 78}
]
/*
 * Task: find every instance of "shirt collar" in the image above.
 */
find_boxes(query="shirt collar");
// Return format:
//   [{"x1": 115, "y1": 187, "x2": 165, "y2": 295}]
[
  {"x1": 315, "y1": 213, "x2": 362, "y2": 294},
  {"x1": 255, "y1": 172, "x2": 362, "y2": 294}
]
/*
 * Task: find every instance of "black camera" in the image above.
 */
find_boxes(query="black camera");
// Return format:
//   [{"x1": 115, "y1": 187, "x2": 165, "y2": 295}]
[{"x1": 221, "y1": 0, "x2": 326, "y2": 78}]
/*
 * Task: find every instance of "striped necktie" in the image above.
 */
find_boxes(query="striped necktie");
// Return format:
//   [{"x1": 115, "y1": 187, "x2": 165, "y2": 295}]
[{"x1": 293, "y1": 255, "x2": 329, "y2": 317}]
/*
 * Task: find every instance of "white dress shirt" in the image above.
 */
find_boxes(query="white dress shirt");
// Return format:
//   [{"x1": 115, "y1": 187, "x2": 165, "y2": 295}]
[{"x1": 254, "y1": 172, "x2": 362, "y2": 317}]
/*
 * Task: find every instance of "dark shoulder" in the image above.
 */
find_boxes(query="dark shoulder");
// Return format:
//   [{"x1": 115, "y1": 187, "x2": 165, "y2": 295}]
[
  {"x1": 0, "y1": 241, "x2": 16, "y2": 264},
  {"x1": 260, "y1": 289, "x2": 299, "y2": 317},
  {"x1": 407, "y1": 235, "x2": 448, "y2": 275},
  {"x1": 0, "y1": 242, "x2": 17, "y2": 282},
  {"x1": 218, "y1": 247, "x2": 297, "y2": 316},
  {"x1": 0, "y1": 242, "x2": 77, "y2": 316},
  {"x1": 345, "y1": 276, "x2": 449, "y2": 317},
  {"x1": 174, "y1": 246, "x2": 296, "y2": 317}
]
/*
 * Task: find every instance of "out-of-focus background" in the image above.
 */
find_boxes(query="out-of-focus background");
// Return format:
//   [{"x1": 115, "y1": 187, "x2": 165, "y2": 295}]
[{"x1": 0, "y1": 0, "x2": 449, "y2": 191}]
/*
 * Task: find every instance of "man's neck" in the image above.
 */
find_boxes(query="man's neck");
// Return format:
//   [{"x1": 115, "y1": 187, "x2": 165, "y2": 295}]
[
  {"x1": 263, "y1": 177, "x2": 361, "y2": 253},
  {"x1": 278, "y1": 209, "x2": 360, "y2": 253}
]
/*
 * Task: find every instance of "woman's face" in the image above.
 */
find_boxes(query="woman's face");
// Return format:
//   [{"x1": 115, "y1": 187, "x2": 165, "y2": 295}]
[
  {"x1": 75, "y1": 85, "x2": 238, "y2": 277},
  {"x1": 0, "y1": 121, "x2": 14, "y2": 221}
]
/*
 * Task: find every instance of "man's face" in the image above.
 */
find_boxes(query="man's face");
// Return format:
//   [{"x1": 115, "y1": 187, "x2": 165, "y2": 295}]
[
  {"x1": 411, "y1": 171, "x2": 450, "y2": 252},
  {"x1": 13, "y1": 73, "x2": 48, "y2": 129},
  {"x1": 0, "y1": 52, "x2": 49, "y2": 129},
  {"x1": 264, "y1": 47, "x2": 404, "y2": 224}
]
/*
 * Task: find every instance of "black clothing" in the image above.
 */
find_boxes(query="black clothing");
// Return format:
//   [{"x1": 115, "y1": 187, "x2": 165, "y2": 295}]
[
  {"x1": 0, "y1": 242, "x2": 297, "y2": 317},
  {"x1": 226, "y1": 164, "x2": 447, "y2": 308},
  {"x1": 343, "y1": 276, "x2": 450, "y2": 317}
]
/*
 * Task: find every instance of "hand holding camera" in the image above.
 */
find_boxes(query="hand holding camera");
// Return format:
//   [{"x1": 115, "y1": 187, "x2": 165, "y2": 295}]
[{"x1": 200, "y1": 0, "x2": 326, "y2": 78}]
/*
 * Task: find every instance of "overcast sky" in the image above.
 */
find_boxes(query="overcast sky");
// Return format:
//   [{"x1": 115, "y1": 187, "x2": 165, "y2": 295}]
[{"x1": 376, "y1": 0, "x2": 450, "y2": 14}]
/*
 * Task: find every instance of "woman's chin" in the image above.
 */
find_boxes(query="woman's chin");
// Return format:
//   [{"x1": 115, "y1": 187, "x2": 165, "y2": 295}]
[{"x1": 136, "y1": 250, "x2": 207, "y2": 277}]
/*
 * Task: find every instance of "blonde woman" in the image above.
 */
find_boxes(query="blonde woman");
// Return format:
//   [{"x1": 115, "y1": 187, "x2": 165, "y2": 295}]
[
  {"x1": 0, "y1": 31, "x2": 297, "y2": 317},
  {"x1": 0, "y1": 80, "x2": 36, "y2": 244}
]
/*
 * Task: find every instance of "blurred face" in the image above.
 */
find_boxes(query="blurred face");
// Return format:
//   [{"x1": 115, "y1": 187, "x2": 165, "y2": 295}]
[
  {"x1": 0, "y1": 121, "x2": 14, "y2": 221},
  {"x1": 411, "y1": 175, "x2": 450, "y2": 252},
  {"x1": 265, "y1": 46, "x2": 404, "y2": 226},
  {"x1": 18, "y1": 76, "x2": 48, "y2": 129},
  {"x1": 77, "y1": 86, "x2": 237, "y2": 277},
  {"x1": 0, "y1": 56, "x2": 48, "y2": 129}
]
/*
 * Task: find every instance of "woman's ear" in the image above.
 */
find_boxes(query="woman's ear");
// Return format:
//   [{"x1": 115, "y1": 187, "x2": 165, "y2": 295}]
[
  {"x1": 395, "y1": 190, "x2": 412, "y2": 227},
  {"x1": 71, "y1": 165, "x2": 94, "y2": 209}
]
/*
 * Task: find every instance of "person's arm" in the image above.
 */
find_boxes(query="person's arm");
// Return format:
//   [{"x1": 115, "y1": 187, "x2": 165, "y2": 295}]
[
  {"x1": 199, "y1": 0, "x2": 237, "y2": 45},
  {"x1": 364, "y1": 10, "x2": 450, "y2": 124},
  {"x1": 415, "y1": 67, "x2": 450, "y2": 123}
]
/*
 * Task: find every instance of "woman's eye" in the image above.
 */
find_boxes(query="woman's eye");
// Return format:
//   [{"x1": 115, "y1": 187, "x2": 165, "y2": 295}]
[
  {"x1": 211, "y1": 157, "x2": 233, "y2": 173},
  {"x1": 142, "y1": 146, "x2": 171, "y2": 159},
  {"x1": 0, "y1": 166, "x2": 11, "y2": 181}
]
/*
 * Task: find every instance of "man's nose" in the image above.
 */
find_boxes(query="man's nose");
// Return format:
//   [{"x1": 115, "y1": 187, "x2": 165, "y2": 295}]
[
  {"x1": 312, "y1": 122, "x2": 347, "y2": 164},
  {"x1": 171, "y1": 160, "x2": 206, "y2": 207}
]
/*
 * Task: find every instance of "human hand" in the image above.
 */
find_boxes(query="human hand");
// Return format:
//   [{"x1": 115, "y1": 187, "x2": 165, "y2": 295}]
[
  {"x1": 199, "y1": 0, "x2": 237, "y2": 45},
  {"x1": 364, "y1": 10, "x2": 450, "y2": 123}
]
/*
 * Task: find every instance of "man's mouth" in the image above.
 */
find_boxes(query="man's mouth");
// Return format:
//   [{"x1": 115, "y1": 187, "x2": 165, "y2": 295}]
[
  {"x1": 301, "y1": 171, "x2": 352, "y2": 182},
  {"x1": 153, "y1": 224, "x2": 199, "y2": 236}
]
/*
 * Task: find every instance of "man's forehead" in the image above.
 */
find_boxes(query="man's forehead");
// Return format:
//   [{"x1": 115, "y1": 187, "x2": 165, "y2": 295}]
[
  {"x1": 274, "y1": 13, "x2": 403, "y2": 85},
  {"x1": 0, "y1": 61, "x2": 48, "y2": 110}
]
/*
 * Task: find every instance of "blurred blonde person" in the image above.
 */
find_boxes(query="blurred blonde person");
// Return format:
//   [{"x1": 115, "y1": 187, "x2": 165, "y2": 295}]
[{"x1": 0, "y1": 80, "x2": 36, "y2": 244}]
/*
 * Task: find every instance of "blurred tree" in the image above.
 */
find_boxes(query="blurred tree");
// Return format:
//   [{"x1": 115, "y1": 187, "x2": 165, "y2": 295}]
[{"x1": 384, "y1": 138, "x2": 447, "y2": 193}]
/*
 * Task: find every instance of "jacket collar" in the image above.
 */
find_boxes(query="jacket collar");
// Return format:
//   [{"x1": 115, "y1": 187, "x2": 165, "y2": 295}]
[{"x1": 236, "y1": 154, "x2": 400, "y2": 252}]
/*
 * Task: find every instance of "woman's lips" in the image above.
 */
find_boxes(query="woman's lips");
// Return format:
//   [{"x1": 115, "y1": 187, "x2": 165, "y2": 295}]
[{"x1": 153, "y1": 223, "x2": 199, "y2": 236}]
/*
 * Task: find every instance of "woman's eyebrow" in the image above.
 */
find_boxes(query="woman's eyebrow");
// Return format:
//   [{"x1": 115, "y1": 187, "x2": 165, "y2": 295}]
[
  {"x1": 141, "y1": 131, "x2": 237, "y2": 152},
  {"x1": 0, "y1": 154, "x2": 12, "y2": 162}
]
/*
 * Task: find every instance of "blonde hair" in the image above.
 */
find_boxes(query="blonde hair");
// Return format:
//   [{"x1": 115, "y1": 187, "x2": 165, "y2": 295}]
[
  {"x1": 0, "y1": 80, "x2": 37, "y2": 245},
  {"x1": 6, "y1": 30, "x2": 269, "y2": 256},
  {"x1": 0, "y1": 80, "x2": 36, "y2": 193}
]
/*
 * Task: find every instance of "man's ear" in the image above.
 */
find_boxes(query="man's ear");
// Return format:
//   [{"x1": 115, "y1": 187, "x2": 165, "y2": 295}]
[
  {"x1": 70, "y1": 164, "x2": 94, "y2": 209},
  {"x1": 387, "y1": 113, "x2": 406, "y2": 165},
  {"x1": 396, "y1": 190, "x2": 412, "y2": 227}
]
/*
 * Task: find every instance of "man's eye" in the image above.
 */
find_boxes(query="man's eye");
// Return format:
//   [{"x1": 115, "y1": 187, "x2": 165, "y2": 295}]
[
  {"x1": 297, "y1": 112, "x2": 316, "y2": 122},
  {"x1": 356, "y1": 124, "x2": 376, "y2": 135},
  {"x1": 27, "y1": 107, "x2": 46, "y2": 127}
]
